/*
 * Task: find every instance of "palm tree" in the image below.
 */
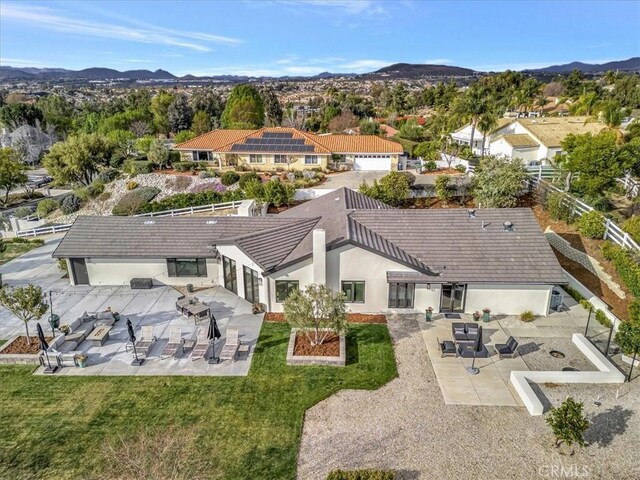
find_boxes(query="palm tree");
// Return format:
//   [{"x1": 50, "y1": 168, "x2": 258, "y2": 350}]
[
  {"x1": 535, "y1": 94, "x2": 548, "y2": 116},
  {"x1": 456, "y1": 85, "x2": 488, "y2": 157},
  {"x1": 478, "y1": 110, "x2": 499, "y2": 159},
  {"x1": 601, "y1": 100, "x2": 624, "y2": 143}
]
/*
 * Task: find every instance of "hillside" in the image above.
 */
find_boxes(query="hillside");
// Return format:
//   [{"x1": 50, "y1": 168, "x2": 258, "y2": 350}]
[
  {"x1": 526, "y1": 57, "x2": 640, "y2": 73},
  {"x1": 366, "y1": 63, "x2": 476, "y2": 78}
]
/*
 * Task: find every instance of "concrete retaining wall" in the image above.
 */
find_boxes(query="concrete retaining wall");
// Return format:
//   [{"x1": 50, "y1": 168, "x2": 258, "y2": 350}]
[{"x1": 0, "y1": 339, "x2": 41, "y2": 365}]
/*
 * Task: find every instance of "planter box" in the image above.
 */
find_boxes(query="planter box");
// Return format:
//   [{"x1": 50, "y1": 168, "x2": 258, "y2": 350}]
[
  {"x1": 621, "y1": 354, "x2": 639, "y2": 367},
  {"x1": 0, "y1": 337, "x2": 42, "y2": 365},
  {"x1": 286, "y1": 328, "x2": 346, "y2": 367}
]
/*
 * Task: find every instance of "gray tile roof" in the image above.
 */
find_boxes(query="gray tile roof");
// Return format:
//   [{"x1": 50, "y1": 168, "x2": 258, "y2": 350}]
[{"x1": 53, "y1": 187, "x2": 565, "y2": 285}]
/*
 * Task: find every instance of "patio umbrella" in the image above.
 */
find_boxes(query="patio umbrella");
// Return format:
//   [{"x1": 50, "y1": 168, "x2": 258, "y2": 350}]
[
  {"x1": 37, "y1": 322, "x2": 57, "y2": 374},
  {"x1": 207, "y1": 313, "x2": 221, "y2": 364},
  {"x1": 467, "y1": 325, "x2": 483, "y2": 376},
  {"x1": 126, "y1": 318, "x2": 143, "y2": 366}
]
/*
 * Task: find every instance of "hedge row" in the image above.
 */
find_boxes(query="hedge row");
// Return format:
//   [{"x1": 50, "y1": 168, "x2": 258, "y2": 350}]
[
  {"x1": 111, "y1": 187, "x2": 161, "y2": 216},
  {"x1": 327, "y1": 470, "x2": 395, "y2": 480},
  {"x1": 601, "y1": 242, "x2": 640, "y2": 298},
  {"x1": 136, "y1": 189, "x2": 245, "y2": 214}
]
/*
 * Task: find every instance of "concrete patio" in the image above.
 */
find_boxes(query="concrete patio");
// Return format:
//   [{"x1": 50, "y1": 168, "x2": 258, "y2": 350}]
[
  {"x1": 0, "y1": 239, "x2": 263, "y2": 376},
  {"x1": 420, "y1": 289, "x2": 596, "y2": 407}
]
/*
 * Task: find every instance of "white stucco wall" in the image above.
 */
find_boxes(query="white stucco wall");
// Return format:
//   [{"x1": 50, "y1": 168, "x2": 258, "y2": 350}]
[
  {"x1": 216, "y1": 245, "x2": 266, "y2": 304},
  {"x1": 85, "y1": 258, "x2": 220, "y2": 287},
  {"x1": 489, "y1": 138, "x2": 515, "y2": 159},
  {"x1": 464, "y1": 284, "x2": 552, "y2": 316}
]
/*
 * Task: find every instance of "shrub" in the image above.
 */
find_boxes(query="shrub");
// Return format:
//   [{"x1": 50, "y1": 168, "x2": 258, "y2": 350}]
[
  {"x1": 623, "y1": 216, "x2": 640, "y2": 244},
  {"x1": 190, "y1": 182, "x2": 226, "y2": 194},
  {"x1": 57, "y1": 258, "x2": 68, "y2": 274},
  {"x1": 263, "y1": 179, "x2": 295, "y2": 207},
  {"x1": 583, "y1": 195, "x2": 611, "y2": 212},
  {"x1": 199, "y1": 170, "x2": 213, "y2": 179},
  {"x1": 326, "y1": 470, "x2": 396, "y2": 480},
  {"x1": 220, "y1": 171, "x2": 240, "y2": 186},
  {"x1": 455, "y1": 164, "x2": 467, "y2": 173},
  {"x1": 173, "y1": 161, "x2": 207, "y2": 173},
  {"x1": 435, "y1": 175, "x2": 452, "y2": 202},
  {"x1": 36, "y1": 199, "x2": 58, "y2": 217},
  {"x1": 423, "y1": 160, "x2": 437, "y2": 171},
  {"x1": 546, "y1": 192, "x2": 573, "y2": 222},
  {"x1": 13, "y1": 206, "x2": 33, "y2": 219},
  {"x1": 0, "y1": 239, "x2": 6, "y2": 253},
  {"x1": 123, "y1": 159, "x2": 153, "y2": 175},
  {"x1": 60, "y1": 193, "x2": 81, "y2": 214},
  {"x1": 520, "y1": 310, "x2": 535, "y2": 322},
  {"x1": 600, "y1": 242, "x2": 640, "y2": 298},
  {"x1": 576, "y1": 211, "x2": 606, "y2": 239},
  {"x1": 138, "y1": 189, "x2": 245, "y2": 214},
  {"x1": 239, "y1": 171, "x2": 261, "y2": 190},
  {"x1": 595, "y1": 309, "x2": 612, "y2": 328},
  {"x1": 97, "y1": 191, "x2": 112, "y2": 202},
  {"x1": 126, "y1": 181, "x2": 139, "y2": 190},
  {"x1": 86, "y1": 181, "x2": 105, "y2": 198},
  {"x1": 111, "y1": 187, "x2": 161, "y2": 216},
  {"x1": 166, "y1": 176, "x2": 193, "y2": 191},
  {"x1": 96, "y1": 168, "x2": 119, "y2": 184}
]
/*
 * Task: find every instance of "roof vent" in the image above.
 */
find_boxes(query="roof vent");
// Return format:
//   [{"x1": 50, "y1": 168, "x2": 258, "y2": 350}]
[
  {"x1": 468, "y1": 209, "x2": 476, "y2": 218},
  {"x1": 143, "y1": 220, "x2": 155, "y2": 225},
  {"x1": 503, "y1": 221, "x2": 514, "y2": 231},
  {"x1": 206, "y1": 220, "x2": 218, "y2": 225}
]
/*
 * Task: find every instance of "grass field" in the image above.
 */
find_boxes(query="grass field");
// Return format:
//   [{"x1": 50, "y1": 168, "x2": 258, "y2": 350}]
[
  {"x1": 0, "y1": 323, "x2": 397, "y2": 480},
  {"x1": 0, "y1": 240, "x2": 44, "y2": 265}
]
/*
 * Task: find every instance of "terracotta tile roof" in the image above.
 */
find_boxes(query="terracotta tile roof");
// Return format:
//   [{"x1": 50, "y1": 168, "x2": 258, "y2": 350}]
[
  {"x1": 501, "y1": 133, "x2": 539, "y2": 148},
  {"x1": 174, "y1": 129, "x2": 256, "y2": 150},
  {"x1": 518, "y1": 117, "x2": 605, "y2": 147},
  {"x1": 174, "y1": 127, "x2": 403, "y2": 155}
]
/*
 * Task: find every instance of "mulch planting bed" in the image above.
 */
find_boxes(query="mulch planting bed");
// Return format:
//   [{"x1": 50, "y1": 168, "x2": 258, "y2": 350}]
[
  {"x1": 419, "y1": 168, "x2": 466, "y2": 176},
  {"x1": 293, "y1": 332, "x2": 340, "y2": 357},
  {"x1": 265, "y1": 313, "x2": 386, "y2": 323},
  {"x1": 2, "y1": 336, "x2": 53, "y2": 354}
]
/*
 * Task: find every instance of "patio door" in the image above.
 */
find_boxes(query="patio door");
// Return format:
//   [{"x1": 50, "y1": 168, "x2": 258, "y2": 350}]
[
  {"x1": 243, "y1": 266, "x2": 260, "y2": 304},
  {"x1": 441, "y1": 284, "x2": 466, "y2": 312},
  {"x1": 70, "y1": 258, "x2": 89, "y2": 285},
  {"x1": 222, "y1": 256, "x2": 237, "y2": 294}
]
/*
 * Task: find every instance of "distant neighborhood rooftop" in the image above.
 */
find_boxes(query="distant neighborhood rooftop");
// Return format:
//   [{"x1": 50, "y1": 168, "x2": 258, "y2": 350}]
[{"x1": 174, "y1": 127, "x2": 404, "y2": 154}]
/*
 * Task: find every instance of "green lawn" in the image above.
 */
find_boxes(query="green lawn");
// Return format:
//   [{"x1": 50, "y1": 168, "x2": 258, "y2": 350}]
[
  {"x1": 0, "y1": 240, "x2": 44, "y2": 265},
  {"x1": 0, "y1": 323, "x2": 397, "y2": 480}
]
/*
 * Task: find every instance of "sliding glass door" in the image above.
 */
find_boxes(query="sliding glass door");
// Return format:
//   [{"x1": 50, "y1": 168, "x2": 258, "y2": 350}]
[
  {"x1": 243, "y1": 266, "x2": 260, "y2": 304},
  {"x1": 222, "y1": 256, "x2": 237, "y2": 294}
]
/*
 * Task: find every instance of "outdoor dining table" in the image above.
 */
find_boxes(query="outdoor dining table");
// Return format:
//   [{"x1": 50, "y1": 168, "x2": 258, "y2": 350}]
[{"x1": 176, "y1": 297, "x2": 210, "y2": 324}]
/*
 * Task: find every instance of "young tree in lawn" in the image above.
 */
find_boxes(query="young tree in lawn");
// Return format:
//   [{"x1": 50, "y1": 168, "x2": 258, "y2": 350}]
[
  {"x1": 546, "y1": 397, "x2": 589, "y2": 451},
  {"x1": 472, "y1": 155, "x2": 528, "y2": 208},
  {"x1": 147, "y1": 139, "x2": 170, "y2": 170},
  {"x1": 0, "y1": 284, "x2": 49, "y2": 346},
  {"x1": 284, "y1": 284, "x2": 347, "y2": 346},
  {"x1": 0, "y1": 147, "x2": 28, "y2": 206}
]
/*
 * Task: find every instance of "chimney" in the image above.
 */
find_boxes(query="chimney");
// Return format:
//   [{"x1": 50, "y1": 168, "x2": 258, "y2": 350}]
[{"x1": 313, "y1": 229, "x2": 326, "y2": 285}]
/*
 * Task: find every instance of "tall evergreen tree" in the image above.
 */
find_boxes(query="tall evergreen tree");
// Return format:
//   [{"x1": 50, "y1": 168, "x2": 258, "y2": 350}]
[
  {"x1": 260, "y1": 88, "x2": 283, "y2": 126},
  {"x1": 167, "y1": 94, "x2": 194, "y2": 133},
  {"x1": 221, "y1": 85, "x2": 265, "y2": 129}
]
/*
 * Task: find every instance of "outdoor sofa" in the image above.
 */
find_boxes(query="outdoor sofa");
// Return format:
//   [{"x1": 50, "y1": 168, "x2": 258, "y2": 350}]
[{"x1": 451, "y1": 323, "x2": 479, "y2": 342}]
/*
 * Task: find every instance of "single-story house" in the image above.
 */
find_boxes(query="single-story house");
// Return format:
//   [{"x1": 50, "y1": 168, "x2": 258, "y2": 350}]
[
  {"x1": 173, "y1": 127, "x2": 404, "y2": 172},
  {"x1": 53, "y1": 188, "x2": 566, "y2": 316},
  {"x1": 489, "y1": 116, "x2": 605, "y2": 164}
]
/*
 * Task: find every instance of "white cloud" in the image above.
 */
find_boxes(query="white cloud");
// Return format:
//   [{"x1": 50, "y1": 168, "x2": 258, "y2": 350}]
[
  {"x1": 0, "y1": 57, "x2": 50, "y2": 68},
  {"x1": 0, "y1": 3, "x2": 241, "y2": 53},
  {"x1": 276, "y1": 0, "x2": 383, "y2": 15},
  {"x1": 339, "y1": 59, "x2": 389, "y2": 70}
]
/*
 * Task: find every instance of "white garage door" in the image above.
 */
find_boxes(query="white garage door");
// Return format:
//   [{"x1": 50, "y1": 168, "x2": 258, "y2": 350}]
[{"x1": 353, "y1": 154, "x2": 391, "y2": 171}]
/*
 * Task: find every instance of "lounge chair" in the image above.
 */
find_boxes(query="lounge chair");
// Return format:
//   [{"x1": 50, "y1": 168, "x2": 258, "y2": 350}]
[
  {"x1": 191, "y1": 329, "x2": 210, "y2": 361},
  {"x1": 161, "y1": 327, "x2": 184, "y2": 358},
  {"x1": 136, "y1": 326, "x2": 157, "y2": 357},
  {"x1": 219, "y1": 329, "x2": 240, "y2": 361},
  {"x1": 438, "y1": 337, "x2": 457, "y2": 358},
  {"x1": 494, "y1": 336, "x2": 519, "y2": 358}
]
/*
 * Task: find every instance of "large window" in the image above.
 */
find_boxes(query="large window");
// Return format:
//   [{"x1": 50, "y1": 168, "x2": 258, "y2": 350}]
[
  {"x1": 192, "y1": 151, "x2": 211, "y2": 161},
  {"x1": 304, "y1": 155, "x2": 318, "y2": 164},
  {"x1": 222, "y1": 256, "x2": 237, "y2": 294},
  {"x1": 249, "y1": 154, "x2": 264, "y2": 164},
  {"x1": 275, "y1": 280, "x2": 298, "y2": 303},
  {"x1": 243, "y1": 266, "x2": 260, "y2": 304},
  {"x1": 273, "y1": 154, "x2": 287, "y2": 164},
  {"x1": 342, "y1": 281, "x2": 365, "y2": 303},
  {"x1": 167, "y1": 258, "x2": 208, "y2": 277},
  {"x1": 388, "y1": 282, "x2": 415, "y2": 308}
]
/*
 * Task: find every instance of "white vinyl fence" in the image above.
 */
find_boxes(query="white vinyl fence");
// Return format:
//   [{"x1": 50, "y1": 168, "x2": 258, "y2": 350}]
[
  {"x1": 531, "y1": 176, "x2": 640, "y2": 253},
  {"x1": 616, "y1": 173, "x2": 639, "y2": 199},
  {"x1": 16, "y1": 200, "x2": 246, "y2": 238}
]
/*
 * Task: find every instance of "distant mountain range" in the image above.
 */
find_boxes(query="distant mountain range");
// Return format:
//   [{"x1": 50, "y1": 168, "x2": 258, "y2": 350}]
[{"x1": 1, "y1": 57, "x2": 638, "y2": 83}]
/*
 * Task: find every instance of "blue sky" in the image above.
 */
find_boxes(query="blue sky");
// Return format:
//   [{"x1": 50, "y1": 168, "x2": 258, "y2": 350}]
[{"x1": 1, "y1": 0, "x2": 639, "y2": 76}]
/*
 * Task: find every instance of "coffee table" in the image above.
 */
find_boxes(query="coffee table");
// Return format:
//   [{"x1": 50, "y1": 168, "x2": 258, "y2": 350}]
[{"x1": 86, "y1": 326, "x2": 112, "y2": 346}]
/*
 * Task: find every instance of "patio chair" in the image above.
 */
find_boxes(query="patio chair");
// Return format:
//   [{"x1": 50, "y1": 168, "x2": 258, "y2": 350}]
[
  {"x1": 465, "y1": 323, "x2": 479, "y2": 337},
  {"x1": 136, "y1": 325, "x2": 157, "y2": 357},
  {"x1": 494, "y1": 336, "x2": 519, "y2": 359},
  {"x1": 191, "y1": 329, "x2": 210, "y2": 361},
  {"x1": 451, "y1": 322, "x2": 468, "y2": 342},
  {"x1": 219, "y1": 329, "x2": 240, "y2": 361},
  {"x1": 437, "y1": 337, "x2": 457, "y2": 358},
  {"x1": 161, "y1": 327, "x2": 184, "y2": 359}
]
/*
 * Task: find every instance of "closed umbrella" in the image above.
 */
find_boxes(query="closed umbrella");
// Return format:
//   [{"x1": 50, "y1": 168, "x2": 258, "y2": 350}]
[
  {"x1": 127, "y1": 318, "x2": 143, "y2": 366},
  {"x1": 467, "y1": 325, "x2": 483, "y2": 376},
  {"x1": 38, "y1": 322, "x2": 57, "y2": 374},
  {"x1": 207, "y1": 313, "x2": 221, "y2": 364}
]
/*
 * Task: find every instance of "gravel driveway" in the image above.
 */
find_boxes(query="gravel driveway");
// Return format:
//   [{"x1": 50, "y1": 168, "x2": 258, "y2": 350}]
[{"x1": 297, "y1": 315, "x2": 640, "y2": 480}]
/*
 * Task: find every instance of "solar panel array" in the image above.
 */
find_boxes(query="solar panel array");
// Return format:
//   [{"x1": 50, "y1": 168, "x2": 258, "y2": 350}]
[{"x1": 230, "y1": 132, "x2": 315, "y2": 153}]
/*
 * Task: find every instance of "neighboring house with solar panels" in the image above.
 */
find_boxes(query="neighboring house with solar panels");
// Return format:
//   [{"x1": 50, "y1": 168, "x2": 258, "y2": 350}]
[
  {"x1": 173, "y1": 127, "x2": 405, "y2": 172},
  {"x1": 53, "y1": 188, "x2": 566, "y2": 316}
]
